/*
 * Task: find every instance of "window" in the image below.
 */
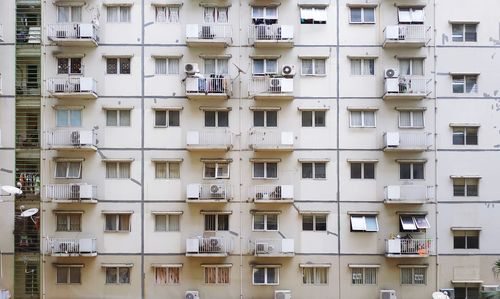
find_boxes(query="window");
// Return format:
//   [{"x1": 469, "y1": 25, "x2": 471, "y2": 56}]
[
  {"x1": 453, "y1": 230, "x2": 479, "y2": 249},
  {"x1": 251, "y1": 6, "x2": 278, "y2": 24},
  {"x1": 349, "y1": 7, "x2": 375, "y2": 23},
  {"x1": 350, "y1": 215, "x2": 379, "y2": 232},
  {"x1": 455, "y1": 285, "x2": 480, "y2": 299},
  {"x1": 204, "y1": 266, "x2": 230, "y2": 284},
  {"x1": 301, "y1": 162, "x2": 326, "y2": 179},
  {"x1": 56, "y1": 109, "x2": 81, "y2": 127},
  {"x1": 253, "y1": 214, "x2": 278, "y2": 231},
  {"x1": 452, "y1": 127, "x2": 478, "y2": 145},
  {"x1": 56, "y1": 266, "x2": 81, "y2": 284},
  {"x1": 203, "y1": 7, "x2": 228, "y2": 23},
  {"x1": 253, "y1": 267, "x2": 279, "y2": 285},
  {"x1": 55, "y1": 161, "x2": 81, "y2": 179},
  {"x1": 350, "y1": 58, "x2": 374, "y2": 76},
  {"x1": 302, "y1": 214, "x2": 327, "y2": 231},
  {"x1": 452, "y1": 75, "x2": 478, "y2": 94},
  {"x1": 155, "y1": 6, "x2": 179, "y2": 23},
  {"x1": 204, "y1": 214, "x2": 229, "y2": 231},
  {"x1": 155, "y1": 214, "x2": 180, "y2": 232},
  {"x1": 400, "y1": 267, "x2": 427, "y2": 285},
  {"x1": 155, "y1": 58, "x2": 179, "y2": 75},
  {"x1": 204, "y1": 59, "x2": 229, "y2": 75},
  {"x1": 154, "y1": 162, "x2": 180, "y2": 179},
  {"x1": 350, "y1": 162, "x2": 375, "y2": 179},
  {"x1": 399, "y1": 110, "x2": 424, "y2": 128},
  {"x1": 300, "y1": 7, "x2": 327, "y2": 24},
  {"x1": 107, "y1": 6, "x2": 131, "y2": 23},
  {"x1": 57, "y1": 6, "x2": 82, "y2": 23},
  {"x1": 252, "y1": 59, "x2": 278, "y2": 75},
  {"x1": 203, "y1": 162, "x2": 229, "y2": 179},
  {"x1": 399, "y1": 215, "x2": 430, "y2": 231},
  {"x1": 204, "y1": 111, "x2": 228, "y2": 127},
  {"x1": 351, "y1": 267, "x2": 377, "y2": 285},
  {"x1": 105, "y1": 214, "x2": 131, "y2": 232},
  {"x1": 154, "y1": 267, "x2": 180, "y2": 284},
  {"x1": 105, "y1": 267, "x2": 130, "y2": 284},
  {"x1": 349, "y1": 110, "x2": 375, "y2": 128},
  {"x1": 399, "y1": 162, "x2": 424, "y2": 180},
  {"x1": 253, "y1": 110, "x2": 277, "y2": 127},
  {"x1": 453, "y1": 178, "x2": 479, "y2": 197},
  {"x1": 56, "y1": 213, "x2": 81, "y2": 232},
  {"x1": 302, "y1": 267, "x2": 328, "y2": 285},
  {"x1": 106, "y1": 58, "x2": 131, "y2": 74},
  {"x1": 398, "y1": 7, "x2": 424, "y2": 24},
  {"x1": 302, "y1": 110, "x2": 326, "y2": 127},
  {"x1": 106, "y1": 110, "x2": 131, "y2": 126},
  {"x1": 399, "y1": 58, "x2": 424, "y2": 76},
  {"x1": 301, "y1": 59, "x2": 326, "y2": 76},
  {"x1": 57, "y1": 58, "x2": 82, "y2": 75},
  {"x1": 154, "y1": 110, "x2": 180, "y2": 127},
  {"x1": 253, "y1": 162, "x2": 277, "y2": 179},
  {"x1": 105, "y1": 162, "x2": 131, "y2": 179},
  {"x1": 452, "y1": 24, "x2": 477, "y2": 42}
]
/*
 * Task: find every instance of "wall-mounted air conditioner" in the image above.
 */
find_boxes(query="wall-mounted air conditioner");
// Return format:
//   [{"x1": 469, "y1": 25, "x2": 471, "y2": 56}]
[
  {"x1": 275, "y1": 290, "x2": 291, "y2": 299},
  {"x1": 209, "y1": 184, "x2": 225, "y2": 199},
  {"x1": 282, "y1": 65, "x2": 295, "y2": 77},
  {"x1": 184, "y1": 63, "x2": 200, "y2": 75},
  {"x1": 185, "y1": 291, "x2": 200, "y2": 299},
  {"x1": 380, "y1": 290, "x2": 397, "y2": 299},
  {"x1": 256, "y1": 242, "x2": 273, "y2": 254},
  {"x1": 384, "y1": 68, "x2": 399, "y2": 78}
]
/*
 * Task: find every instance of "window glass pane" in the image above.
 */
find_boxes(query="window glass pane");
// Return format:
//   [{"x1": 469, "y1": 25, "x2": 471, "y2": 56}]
[
  {"x1": 414, "y1": 216, "x2": 430, "y2": 229},
  {"x1": 365, "y1": 216, "x2": 378, "y2": 231},
  {"x1": 55, "y1": 162, "x2": 68, "y2": 178},
  {"x1": 265, "y1": 59, "x2": 277, "y2": 74},
  {"x1": 365, "y1": 268, "x2": 377, "y2": 284},
  {"x1": 155, "y1": 111, "x2": 167, "y2": 126},
  {"x1": 205, "y1": 111, "x2": 216, "y2": 127},
  {"x1": 266, "y1": 163, "x2": 277, "y2": 178},
  {"x1": 413, "y1": 111, "x2": 424, "y2": 127},
  {"x1": 465, "y1": 76, "x2": 477, "y2": 93},
  {"x1": 315, "y1": 215, "x2": 327, "y2": 231},
  {"x1": 413, "y1": 268, "x2": 426, "y2": 285},
  {"x1": 57, "y1": 58, "x2": 69, "y2": 74},
  {"x1": 155, "y1": 59, "x2": 167, "y2": 75},
  {"x1": 156, "y1": 7, "x2": 166, "y2": 22},
  {"x1": 267, "y1": 214, "x2": 278, "y2": 230},
  {"x1": 314, "y1": 59, "x2": 326, "y2": 75},
  {"x1": 314, "y1": 111, "x2": 326, "y2": 127},
  {"x1": 350, "y1": 216, "x2": 366, "y2": 231},
  {"x1": 69, "y1": 214, "x2": 80, "y2": 231},
  {"x1": 67, "y1": 162, "x2": 81, "y2": 178},
  {"x1": 106, "y1": 110, "x2": 118, "y2": 126},
  {"x1": 400, "y1": 111, "x2": 411, "y2": 127},
  {"x1": 253, "y1": 214, "x2": 265, "y2": 230},
  {"x1": 352, "y1": 268, "x2": 363, "y2": 284},
  {"x1": 467, "y1": 234, "x2": 479, "y2": 249},
  {"x1": 204, "y1": 59, "x2": 216, "y2": 74},
  {"x1": 56, "y1": 215, "x2": 68, "y2": 231},
  {"x1": 217, "y1": 163, "x2": 229, "y2": 178},
  {"x1": 302, "y1": 59, "x2": 313, "y2": 75},
  {"x1": 452, "y1": 24, "x2": 463, "y2": 41},
  {"x1": 363, "y1": 111, "x2": 375, "y2": 127},
  {"x1": 302, "y1": 215, "x2": 313, "y2": 230},
  {"x1": 204, "y1": 215, "x2": 216, "y2": 231},
  {"x1": 106, "y1": 163, "x2": 117, "y2": 179},
  {"x1": 399, "y1": 59, "x2": 411, "y2": 75},
  {"x1": 119, "y1": 110, "x2": 131, "y2": 126},
  {"x1": 168, "y1": 58, "x2": 179, "y2": 74},
  {"x1": 118, "y1": 268, "x2": 130, "y2": 283},
  {"x1": 465, "y1": 128, "x2": 478, "y2": 145},
  {"x1": 56, "y1": 110, "x2": 68, "y2": 127},
  {"x1": 466, "y1": 179, "x2": 478, "y2": 196},
  {"x1": 169, "y1": 163, "x2": 180, "y2": 179},
  {"x1": 120, "y1": 58, "x2": 131, "y2": 74},
  {"x1": 57, "y1": 267, "x2": 68, "y2": 283},
  {"x1": 401, "y1": 268, "x2": 413, "y2": 284},
  {"x1": 453, "y1": 179, "x2": 466, "y2": 196},
  {"x1": 253, "y1": 111, "x2": 264, "y2": 127},
  {"x1": 253, "y1": 60, "x2": 264, "y2": 74},
  {"x1": 169, "y1": 215, "x2": 180, "y2": 231},
  {"x1": 452, "y1": 76, "x2": 465, "y2": 93},
  {"x1": 218, "y1": 214, "x2": 229, "y2": 230},
  {"x1": 363, "y1": 59, "x2": 375, "y2": 75},
  {"x1": 315, "y1": 163, "x2": 326, "y2": 179},
  {"x1": 351, "y1": 163, "x2": 362, "y2": 179},
  {"x1": 155, "y1": 215, "x2": 167, "y2": 231},
  {"x1": 70, "y1": 110, "x2": 81, "y2": 127},
  {"x1": 168, "y1": 111, "x2": 180, "y2": 126},
  {"x1": 350, "y1": 111, "x2": 362, "y2": 127},
  {"x1": 400, "y1": 216, "x2": 417, "y2": 230},
  {"x1": 204, "y1": 267, "x2": 216, "y2": 284},
  {"x1": 119, "y1": 214, "x2": 130, "y2": 231},
  {"x1": 400, "y1": 163, "x2": 411, "y2": 179},
  {"x1": 464, "y1": 24, "x2": 477, "y2": 41},
  {"x1": 454, "y1": 235, "x2": 466, "y2": 249},
  {"x1": 70, "y1": 58, "x2": 82, "y2": 74},
  {"x1": 364, "y1": 163, "x2": 375, "y2": 179},
  {"x1": 58, "y1": 6, "x2": 70, "y2": 23},
  {"x1": 303, "y1": 267, "x2": 314, "y2": 284},
  {"x1": 302, "y1": 111, "x2": 313, "y2": 127},
  {"x1": 217, "y1": 111, "x2": 229, "y2": 127},
  {"x1": 413, "y1": 163, "x2": 424, "y2": 179},
  {"x1": 253, "y1": 268, "x2": 265, "y2": 284},
  {"x1": 120, "y1": 7, "x2": 130, "y2": 22},
  {"x1": 302, "y1": 163, "x2": 313, "y2": 178},
  {"x1": 267, "y1": 268, "x2": 277, "y2": 284},
  {"x1": 453, "y1": 129, "x2": 465, "y2": 145},
  {"x1": 254, "y1": 163, "x2": 265, "y2": 178},
  {"x1": 350, "y1": 59, "x2": 361, "y2": 75},
  {"x1": 155, "y1": 162, "x2": 167, "y2": 179},
  {"x1": 266, "y1": 111, "x2": 278, "y2": 127},
  {"x1": 204, "y1": 163, "x2": 216, "y2": 178},
  {"x1": 69, "y1": 267, "x2": 80, "y2": 283},
  {"x1": 412, "y1": 59, "x2": 424, "y2": 76},
  {"x1": 119, "y1": 162, "x2": 130, "y2": 178},
  {"x1": 106, "y1": 215, "x2": 117, "y2": 231},
  {"x1": 364, "y1": 8, "x2": 375, "y2": 23},
  {"x1": 350, "y1": 8, "x2": 362, "y2": 22},
  {"x1": 107, "y1": 58, "x2": 118, "y2": 74}
]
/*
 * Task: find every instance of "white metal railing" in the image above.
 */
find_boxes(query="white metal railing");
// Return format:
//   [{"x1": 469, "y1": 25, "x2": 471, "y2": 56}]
[
  {"x1": 249, "y1": 76, "x2": 294, "y2": 95},
  {"x1": 46, "y1": 184, "x2": 97, "y2": 201},
  {"x1": 384, "y1": 24, "x2": 427, "y2": 42},
  {"x1": 186, "y1": 237, "x2": 231, "y2": 254},
  {"x1": 47, "y1": 23, "x2": 99, "y2": 41},
  {"x1": 254, "y1": 239, "x2": 294, "y2": 255},
  {"x1": 186, "y1": 24, "x2": 232, "y2": 40},
  {"x1": 385, "y1": 76, "x2": 428, "y2": 95},
  {"x1": 249, "y1": 130, "x2": 294, "y2": 148},
  {"x1": 383, "y1": 132, "x2": 432, "y2": 150},
  {"x1": 46, "y1": 129, "x2": 97, "y2": 147},
  {"x1": 47, "y1": 77, "x2": 97, "y2": 94},
  {"x1": 45, "y1": 237, "x2": 97, "y2": 255},
  {"x1": 384, "y1": 185, "x2": 434, "y2": 202},
  {"x1": 386, "y1": 238, "x2": 432, "y2": 255},
  {"x1": 185, "y1": 76, "x2": 231, "y2": 95},
  {"x1": 186, "y1": 183, "x2": 232, "y2": 200},
  {"x1": 252, "y1": 185, "x2": 294, "y2": 201},
  {"x1": 249, "y1": 24, "x2": 294, "y2": 42}
]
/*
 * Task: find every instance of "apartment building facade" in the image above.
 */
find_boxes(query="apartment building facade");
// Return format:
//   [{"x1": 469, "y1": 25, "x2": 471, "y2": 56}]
[{"x1": 0, "y1": 0, "x2": 499, "y2": 298}]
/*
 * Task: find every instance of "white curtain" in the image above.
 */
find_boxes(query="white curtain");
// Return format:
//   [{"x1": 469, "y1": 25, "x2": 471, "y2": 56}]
[
  {"x1": 168, "y1": 162, "x2": 180, "y2": 178},
  {"x1": 118, "y1": 162, "x2": 130, "y2": 178},
  {"x1": 363, "y1": 111, "x2": 375, "y2": 126},
  {"x1": 315, "y1": 8, "x2": 327, "y2": 22},
  {"x1": 205, "y1": 59, "x2": 216, "y2": 74},
  {"x1": 155, "y1": 268, "x2": 167, "y2": 284},
  {"x1": 302, "y1": 59, "x2": 313, "y2": 75},
  {"x1": 253, "y1": 60, "x2": 264, "y2": 74},
  {"x1": 314, "y1": 59, "x2": 326, "y2": 75},
  {"x1": 300, "y1": 8, "x2": 314, "y2": 20},
  {"x1": 412, "y1": 59, "x2": 424, "y2": 76},
  {"x1": 364, "y1": 268, "x2": 377, "y2": 284},
  {"x1": 363, "y1": 59, "x2": 374, "y2": 75},
  {"x1": 265, "y1": 59, "x2": 277, "y2": 74},
  {"x1": 107, "y1": 7, "x2": 119, "y2": 23},
  {"x1": 168, "y1": 215, "x2": 180, "y2": 231},
  {"x1": 315, "y1": 268, "x2": 327, "y2": 284},
  {"x1": 217, "y1": 8, "x2": 228, "y2": 23},
  {"x1": 68, "y1": 162, "x2": 81, "y2": 178},
  {"x1": 399, "y1": 59, "x2": 411, "y2": 75},
  {"x1": 400, "y1": 111, "x2": 412, "y2": 127},
  {"x1": 155, "y1": 162, "x2": 167, "y2": 178},
  {"x1": 413, "y1": 111, "x2": 424, "y2": 127},
  {"x1": 350, "y1": 59, "x2": 361, "y2": 75},
  {"x1": 169, "y1": 7, "x2": 179, "y2": 23},
  {"x1": 155, "y1": 215, "x2": 167, "y2": 231},
  {"x1": 252, "y1": 7, "x2": 264, "y2": 18},
  {"x1": 168, "y1": 59, "x2": 179, "y2": 74},
  {"x1": 71, "y1": 6, "x2": 82, "y2": 22},
  {"x1": 398, "y1": 8, "x2": 411, "y2": 23},
  {"x1": 204, "y1": 7, "x2": 215, "y2": 23},
  {"x1": 155, "y1": 59, "x2": 167, "y2": 74},
  {"x1": 58, "y1": 7, "x2": 70, "y2": 23},
  {"x1": 106, "y1": 163, "x2": 118, "y2": 178},
  {"x1": 120, "y1": 7, "x2": 131, "y2": 22},
  {"x1": 156, "y1": 7, "x2": 167, "y2": 22},
  {"x1": 350, "y1": 111, "x2": 362, "y2": 127}
]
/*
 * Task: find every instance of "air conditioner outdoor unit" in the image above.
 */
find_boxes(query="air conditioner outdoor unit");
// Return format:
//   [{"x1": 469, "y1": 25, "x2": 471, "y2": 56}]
[
  {"x1": 71, "y1": 131, "x2": 80, "y2": 145},
  {"x1": 439, "y1": 289, "x2": 455, "y2": 299},
  {"x1": 282, "y1": 65, "x2": 296, "y2": 77},
  {"x1": 185, "y1": 291, "x2": 200, "y2": 299},
  {"x1": 185, "y1": 63, "x2": 200, "y2": 75},
  {"x1": 384, "y1": 132, "x2": 400, "y2": 147},
  {"x1": 256, "y1": 242, "x2": 273, "y2": 254},
  {"x1": 481, "y1": 285, "x2": 500, "y2": 292},
  {"x1": 209, "y1": 184, "x2": 225, "y2": 199},
  {"x1": 269, "y1": 78, "x2": 282, "y2": 92},
  {"x1": 384, "y1": 68, "x2": 399, "y2": 78},
  {"x1": 275, "y1": 290, "x2": 291, "y2": 299},
  {"x1": 70, "y1": 184, "x2": 80, "y2": 199},
  {"x1": 380, "y1": 290, "x2": 397, "y2": 299}
]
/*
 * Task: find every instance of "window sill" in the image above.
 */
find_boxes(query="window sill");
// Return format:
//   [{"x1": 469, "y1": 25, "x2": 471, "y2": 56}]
[
  {"x1": 349, "y1": 22, "x2": 375, "y2": 25},
  {"x1": 301, "y1": 74, "x2": 327, "y2": 77},
  {"x1": 252, "y1": 177, "x2": 279, "y2": 180},
  {"x1": 104, "y1": 230, "x2": 131, "y2": 233}
]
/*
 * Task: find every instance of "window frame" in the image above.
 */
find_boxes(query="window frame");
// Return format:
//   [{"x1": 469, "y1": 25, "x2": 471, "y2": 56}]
[
  {"x1": 204, "y1": 110, "x2": 229, "y2": 128},
  {"x1": 56, "y1": 266, "x2": 81, "y2": 284},
  {"x1": 56, "y1": 213, "x2": 82, "y2": 232},
  {"x1": 57, "y1": 5, "x2": 82, "y2": 23},
  {"x1": 252, "y1": 266, "x2": 279, "y2": 285},
  {"x1": 349, "y1": 110, "x2": 376, "y2": 128},
  {"x1": 302, "y1": 214, "x2": 327, "y2": 232},
  {"x1": 302, "y1": 267, "x2": 328, "y2": 285},
  {"x1": 350, "y1": 162, "x2": 375, "y2": 179},
  {"x1": 398, "y1": 110, "x2": 425, "y2": 129},
  {"x1": 300, "y1": 7, "x2": 327, "y2": 24},
  {"x1": 154, "y1": 6, "x2": 179, "y2": 23},
  {"x1": 252, "y1": 213, "x2": 279, "y2": 232},
  {"x1": 452, "y1": 75, "x2": 478, "y2": 94},
  {"x1": 154, "y1": 58, "x2": 180, "y2": 75},
  {"x1": 350, "y1": 58, "x2": 375, "y2": 76},
  {"x1": 106, "y1": 109, "x2": 131, "y2": 127},
  {"x1": 453, "y1": 230, "x2": 480, "y2": 249},
  {"x1": 203, "y1": 162, "x2": 230, "y2": 179},
  {"x1": 301, "y1": 110, "x2": 326, "y2": 127},
  {"x1": 54, "y1": 161, "x2": 82, "y2": 179},
  {"x1": 253, "y1": 110, "x2": 278, "y2": 128},
  {"x1": 252, "y1": 58, "x2": 278, "y2": 76},
  {"x1": 301, "y1": 162, "x2": 327, "y2": 179},
  {"x1": 400, "y1": 267, "x2": 427, "y2": 285},
  {"x1": 203, "y1": 265, "x2": 230, "y2": 284},
  {"x1": 56, "y1": 108, "x2": 82, "y2": 128},
  {"x1": 154, "y1": 110, "x2": 180, "y2": 127},
  {"x1": 251, "y1": 6, "x2": 278, "y2": 22},
  {"x1": 203, "y1": 58, "x2": 229, "y2": 75},
  {"x1": 106, "y1": 57, "x2": 131, "y2": 75},
  {"x1": 204, "y1": 214, "x2": 229, "y2": 232},
  {"x1": 57, "y1": 57, "x2": 82, "y2": 75},
  {"x1": 399, "y1": 215, "x2": 430, "y2": 232},
  {"x1": 154, "y1": 267, "x2": 180, "y2": 285},
  {"x1": 351, "y1": 267, "x2": 377, "y2": 285},
  {"x1": 252, "y1": 162, "x2": 278, "y2": 179},
  {"x1": 105, "y1": 267, "x2": 131, "y2": 284},
  {"x1": 452, "y1": 127, "x2": 478, "y2": 145},
  {"x1": 350, "y1": 215, "x2": 379, "y2": 232},
  {"x1": 203, "y1": 7, "x2": 229, "y2": 24},
  {"x1": 398, "y1": 58, "x2": 424, "y2": 76},
  {"x1": 106, "y1": 6, "x2": 131, "y2": 23},
  {"x1": 452, "y1": 178, "x2": 479, "y2": 197},
  {"x1": 154, "y1": 214, "x2": 180, "y2": 232},
  {"x1": 154, "y1": 161, "x2": 180, "y2": 179},
  {"x1": 397, "y1": 7, "x2": 424, "y2": 24},
  {"x1": 105, "y1": 162, "x2": 131, "y2": 179},
  {"x1": 399, "y1": 162, "x2": 425, "y2": 180},
  {"x1": 301, "y1": 58, "x2": 327, "y2": 76},
  {"x1": 454, "y1": 284, "x2": 480, "y2": 299},
  {"x1": 349, "y1": 7, "x2": 375, "y2": 24},
  {"x1": 104, "y1": 214, "x2": 131, "y2": 232},
  {"x1": 452, "y1": 24, "x2": 477, "y2": 42}
]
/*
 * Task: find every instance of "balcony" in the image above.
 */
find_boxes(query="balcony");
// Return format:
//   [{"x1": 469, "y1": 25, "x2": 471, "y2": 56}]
[
  {"x1": 383, "y1": 76, "x2": 429, "y2": 100},
  {"x1": 383, "y1": 24, "x2": 428, "y2": 48},
  {"x1": 186, "y1": 236, "x2": 231, "y2": 257},
  {"x1": 185, "y1": 76, "x2": 231, "y2": 100},
  {"x1": 186, "y1": 183, "x2": 232, "y2": 203},
  {"x1": 46, "y1": 129, "x2": 97, "y2": 151},
  {"x1": 47, "y1": 77, "x2": 98, "y2": 100},
  {"x1": 249, "y1": 130, "x2": 294, "y2": 151},
  {"x1": 45, "y1": 237, "x2": 97, "y2": 257},
  {"x1": 383, "y1": 132, "x2": 432, "y2": 152},
  {"x1": 253, "y1": 238, "x2": 294, "y2": 257},
  {"x1": 47, "y1": 23, "x2": 99, "y2": 47},
  {"x1": 251, "y1": 185, "x2": 294, "y2": 203},
  {"x1": 249, "y1": 24, "x2": 294, "y2": 48},
  {"x1": 249, "y1": 76, "x2": 294, "y2": 100},
  {"x1": 186, "y1": 24, "x2": 232, "y2": 47},
  {"x1": 386, "y1": 238, "x2": 432, "y2": 258},
  {"x1": 384, "y1": 185, "x2": 434, "y2": 204},
  {"x1": 46, "y1": 184, "x2": 97, "y2": 203},
  {"x1": 186, "y1": 130, "x2": 232, "y2": 151}
]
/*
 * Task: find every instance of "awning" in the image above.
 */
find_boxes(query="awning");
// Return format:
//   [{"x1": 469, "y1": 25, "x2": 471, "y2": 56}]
[
  {"x1": 249, "y1": 158, "x2": 281, "y2": 163},
  {"x1": 200, "y1": 210, "x2": 232, "y2": 215},
  {"x1": 151, "y1": 263, "x2": 183, "y2": 268},
  {"x1": 200, "y1": 158, "x2": 233, "y2": 163},
  {"x1": 101, "y1": 263, "x2": 133, "y2": 267},
  {"x1": 250, "y1": 210, "x2": 281, "y2": 215},
  {"x1": 101, "y1": 158, "x2": 135, "y2": 162},
  {"x1": 150, "y1": 158, "x2": 184, "y2": 162},
  {"x1": 346, "y1": 106, "x2": 378, "y2": 111},
  {"x1": 151, "y1": 106, "x2": 183, "y2": 111},
  {"x1": 249, "y1": 106, "x2": 281, "y2": 111},
  {"x1": 53, "y1": 210, "x2": 84, "y2": 214},
  {"x1": 101, "y1": 210, "x2": 134, "y2": 215},
  {"x1": 151, "y1": 211, "x2": 183, "y2": 215},
  {"x1": 299, "y1": 263, "x2": 331, "y2": 268},
  {"x1": 348, "y1": 264, "x2": 380, "y2": 268},
  {"x1": 298, "y1": 158, "x2": 330, "y2": 163},
  {"x1": 53, "y1": 263, "x2": 84, "y2": 267}
]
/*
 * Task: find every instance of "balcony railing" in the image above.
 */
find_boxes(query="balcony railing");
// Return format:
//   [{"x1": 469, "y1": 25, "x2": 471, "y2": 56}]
[
  {"x1": 186, "y1": 237, "x2": 231, "y2": 256},
  {"x1": 252, "y1": 185, "x2": 294, "y2": 202},
  {"x1": 45, "y1": 237, "x2": 97, "y2": 257},
  {"x1": 47, "y1": 77, "x2": 98, "y2": 99},
  {"x1": 249, "y1": 76, "x2": 294, "y2": 100},
  {"x1": 384, "y1": 185, "x2": 434, "y2": 203},
  {"x1": 185, "y1": 76, "x2": 231, "y2": 100},
  {"x1": 254, "y1": 238, "x2": 294, "y2": 256},
  {"x1": 383, "y1": 24, "x2": 427, "y2": 47},
  {"x1": 383, "y1": 132, "x2": 432, "y2": 151},
  {"x1": 386, "y1": 238, "x2": 432, "y2": 257},
  {"x1": 46, "y1": 129, "x2": 97, "y2": 149},
  {"x1": 47, "y1": 23, "x2": 99, "y2": 46},
  {"x1": 249, "y1": 24, "x2": 294, "y2": 47},
  {"x1": 186, "y1": 130, "x2": 232, "y2": 151},
  {"x1": 249, "y1": 130, "x2": 294, "y2": 151},
  {"x1": 46, "y1": 184, "x2": 97, "y2": 202},
  {"x1": 186, "y1": 24, "x2": 232, "y2": 46},
  {"x1": 384, "y1": 76, "x2": 429, "y2": 100},
  {"x1": 186, "y1": 183, "x2": 232, "y2": 201}
]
